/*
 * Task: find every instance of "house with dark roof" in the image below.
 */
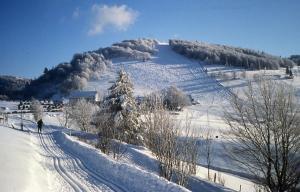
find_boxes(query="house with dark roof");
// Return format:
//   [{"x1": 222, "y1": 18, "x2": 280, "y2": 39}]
[{"x1": 69, "y1": 91, "x2": 100, "y2": 103}]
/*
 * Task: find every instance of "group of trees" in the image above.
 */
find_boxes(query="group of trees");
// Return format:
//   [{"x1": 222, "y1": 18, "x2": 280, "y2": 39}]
[
  {"x1": 24, "y1": 52, "x2": 111, "y2": 99},
  {"x1": 224, "y1": 79, "x2": 300, "y2": 192},
  {"x1": 0, "y1": 75, "x2": 30, "y2": 100},
  {"x1": 170, "y1": 39, "x2": 295, "y2": 70},
  {"x1": 289, "y1": 55, "x2": 300, "y2": 66},
  {"x1": 142, "y1": 99, "x2": 198, "y2": 186},
  {"x1": 58, "y1": 99, "x2": 98, "y2": 134},
  {"x1": 89, "y1": 69, "x2": 198, "y2": 187},
  {"x1": 97, "y1": 39, "x2": 157, "y2": 61}
]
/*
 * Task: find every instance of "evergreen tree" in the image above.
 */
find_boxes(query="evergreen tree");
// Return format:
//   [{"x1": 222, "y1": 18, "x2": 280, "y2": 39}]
[
  {"x1": 105, "y1": 69, "x2": 142, "y2": 145},
  {"x1": 43, "y1": 67, "x2": 49, "y2": 74}
]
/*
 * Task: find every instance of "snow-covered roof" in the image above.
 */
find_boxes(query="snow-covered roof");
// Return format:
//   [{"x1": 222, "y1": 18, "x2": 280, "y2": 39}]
[{"x1": 69, "y1": 91, "x2": 98, "y2": 99}]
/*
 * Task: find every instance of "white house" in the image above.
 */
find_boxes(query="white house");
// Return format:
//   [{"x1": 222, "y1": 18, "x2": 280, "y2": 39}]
[{"x1": 69, "y1": 91, "x2": 100, "y2": 103}]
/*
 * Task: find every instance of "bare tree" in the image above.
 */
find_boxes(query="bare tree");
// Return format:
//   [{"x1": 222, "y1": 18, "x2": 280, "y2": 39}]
[
  {"x1": 232, "y1": 71, "x2": 237, "y2": 80},
  {"x1": 143, "y1": 106, "x2": 178, "y2": 180},
  {"x1": 58, "y1": 104, "x2": 73, "y2": 128},
  {"x1": 224, "y1": 79, "x2": 300, "y2": 192},
  {"x1": 241, "y1": 71, "x2": 247, "y2": 79},
  {"x1": 217, "y1": 172, "x2": 226, "y2": 186},
  {"x1": 203, "y1": 129, "x2": 214, "y2": 181},
  {"x1": 175, "y1": 115, "x2": 198, "y2": 186},
  {"x1": 70, "y1": 99, "x2": 97, "y2": 132},
  {"x1": 95, "y1": 103, "x2": 126, "y2": 159},
  {"x1": 31, "y1": 99, "x2": 43, "y2": 122},
  {"x1": 142, "y1": 98, "x2": 198, "y2": 187}
]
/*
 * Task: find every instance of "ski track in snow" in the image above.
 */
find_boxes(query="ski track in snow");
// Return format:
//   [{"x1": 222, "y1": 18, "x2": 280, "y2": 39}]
[{"x1": 37, "y1": 125, "x2": 125, "y2": 192}]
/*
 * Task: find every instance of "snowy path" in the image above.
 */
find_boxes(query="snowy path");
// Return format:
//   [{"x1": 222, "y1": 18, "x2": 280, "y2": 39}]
[
  {"x1": 39, "y1": 128, "x2": 127, "y2": 192},
  {"x1": 2, "y1": 115, "x2": 126, "y2": 192},
  {"x1": 38, "y1": 126, "x2": 128, "y2": 192}
]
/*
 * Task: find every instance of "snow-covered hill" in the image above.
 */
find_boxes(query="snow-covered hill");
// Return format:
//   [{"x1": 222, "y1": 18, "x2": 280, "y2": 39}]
[{"x1": 88, "y1": 43, "x2": 230, "y2": 101}]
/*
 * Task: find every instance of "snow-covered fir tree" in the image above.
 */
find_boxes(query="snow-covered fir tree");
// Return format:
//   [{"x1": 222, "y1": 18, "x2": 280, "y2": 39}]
[{"x1": 105, "y1": 69, "x2": 142, "y2": 145}]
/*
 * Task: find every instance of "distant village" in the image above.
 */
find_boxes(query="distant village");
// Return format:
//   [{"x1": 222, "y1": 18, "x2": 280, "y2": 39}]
[{"x1": 17, "y1": 90, "x2": 100, "y2": 113}]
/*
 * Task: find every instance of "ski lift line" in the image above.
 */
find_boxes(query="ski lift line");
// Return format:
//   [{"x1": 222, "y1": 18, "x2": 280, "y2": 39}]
[{"x1": 197, "y1": 64, "x2": 236, "y2": 99}]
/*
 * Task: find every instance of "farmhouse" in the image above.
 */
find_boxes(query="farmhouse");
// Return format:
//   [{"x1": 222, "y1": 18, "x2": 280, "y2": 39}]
[{"x1": 69, "y1": 91, "x2": 100, "y2": 103}]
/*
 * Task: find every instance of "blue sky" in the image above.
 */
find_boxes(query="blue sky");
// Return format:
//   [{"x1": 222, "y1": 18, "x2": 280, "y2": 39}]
[{"x1": 1, "y1": 0, "x2": 299, "y2": 78}]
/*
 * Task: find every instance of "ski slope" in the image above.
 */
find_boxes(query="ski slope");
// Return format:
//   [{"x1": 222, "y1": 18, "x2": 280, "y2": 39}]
[
  {"x1": 87, "y1": 44, "x2": 231, "y2": 103},
  {"x1": 87, "y1": 43, "x2": 232, "y2": 132}
]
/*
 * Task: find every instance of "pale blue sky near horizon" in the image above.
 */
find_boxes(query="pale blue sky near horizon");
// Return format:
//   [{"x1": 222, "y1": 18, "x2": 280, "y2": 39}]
[{"x1": 0, "y1": 0, "x2": 299, "y2": 78}]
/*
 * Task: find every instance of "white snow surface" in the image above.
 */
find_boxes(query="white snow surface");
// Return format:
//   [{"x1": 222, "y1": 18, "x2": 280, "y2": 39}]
[
  {"x1": 0, "y1": 114, "x2": 191, "y2": 192},
  {"x1": 0, "y1": 125, "x2": 51, "y2": 192}
]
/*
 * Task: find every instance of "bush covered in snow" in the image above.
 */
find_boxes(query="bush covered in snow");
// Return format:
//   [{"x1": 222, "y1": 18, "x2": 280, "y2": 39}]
[
  {"x1": 112, "y1": 39, "x2": 158, "y2": 54},
  {"x1": 170, "y1": 39, "x2": 295, "y2": 70},
  {"x1": 97, "y1": 39, "x2": 158, "y2": 61},
  {"x1": 162, "y1": 86, "x2": 191, "y2": 110}
]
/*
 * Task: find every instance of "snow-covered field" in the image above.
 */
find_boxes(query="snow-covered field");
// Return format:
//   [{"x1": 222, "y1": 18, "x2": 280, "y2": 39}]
[
  {"x1": 0, "y1": 114, "x2": 192, "y2": 192},
  {"x1": 0, "y1": 123, "x2": 51, "y2": 192}
]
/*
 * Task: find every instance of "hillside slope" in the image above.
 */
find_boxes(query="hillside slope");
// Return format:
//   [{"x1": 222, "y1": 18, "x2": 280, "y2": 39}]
[{"x1": 91, "y1": 43, "x2": 229, "y2": 101}]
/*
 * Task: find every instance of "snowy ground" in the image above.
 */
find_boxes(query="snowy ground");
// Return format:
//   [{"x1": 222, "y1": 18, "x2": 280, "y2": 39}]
[
  {"x1": 0, "y1": 124, "x2": 51, "y2": 192},
  {"x1": 0, "y1": 110, "x2": 237, "y2": 192}
]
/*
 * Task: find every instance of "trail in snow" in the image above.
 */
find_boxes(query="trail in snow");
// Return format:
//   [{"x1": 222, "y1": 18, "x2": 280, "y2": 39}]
[
  {"x1": 38, "y1": 126, "x2": 126, "y2": 192},
  {"x1": 6, "y1": 114, "x2": 125, "y2": 192}
]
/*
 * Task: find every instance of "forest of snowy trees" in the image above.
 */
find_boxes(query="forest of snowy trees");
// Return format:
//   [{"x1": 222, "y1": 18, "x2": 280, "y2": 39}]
[
  {"x1": 169, "y1": 39, "x2": 295, "y2": 70},
  {"x1": 290, "y1": 55, "x2": 300, "y2": 65},
  {"x1": 0, "y1": 76, "x2": 31, "y2": 100},
  {"x1": 21, "y1": 39, "x2": 157, "y2": 99},
  {"x1": 98, "y1": 39, "x2": 158, "y2": 60}
]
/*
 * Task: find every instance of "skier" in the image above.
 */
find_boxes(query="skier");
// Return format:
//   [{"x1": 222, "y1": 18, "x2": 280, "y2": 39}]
[{"x1": 37, "y1": 119, "x2": 44, "y2": 133}]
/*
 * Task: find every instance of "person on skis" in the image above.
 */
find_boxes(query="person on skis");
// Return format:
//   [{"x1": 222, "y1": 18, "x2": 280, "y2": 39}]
[{"x1": 37, "y1": 119, "x2": 44, "y2": 133}]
